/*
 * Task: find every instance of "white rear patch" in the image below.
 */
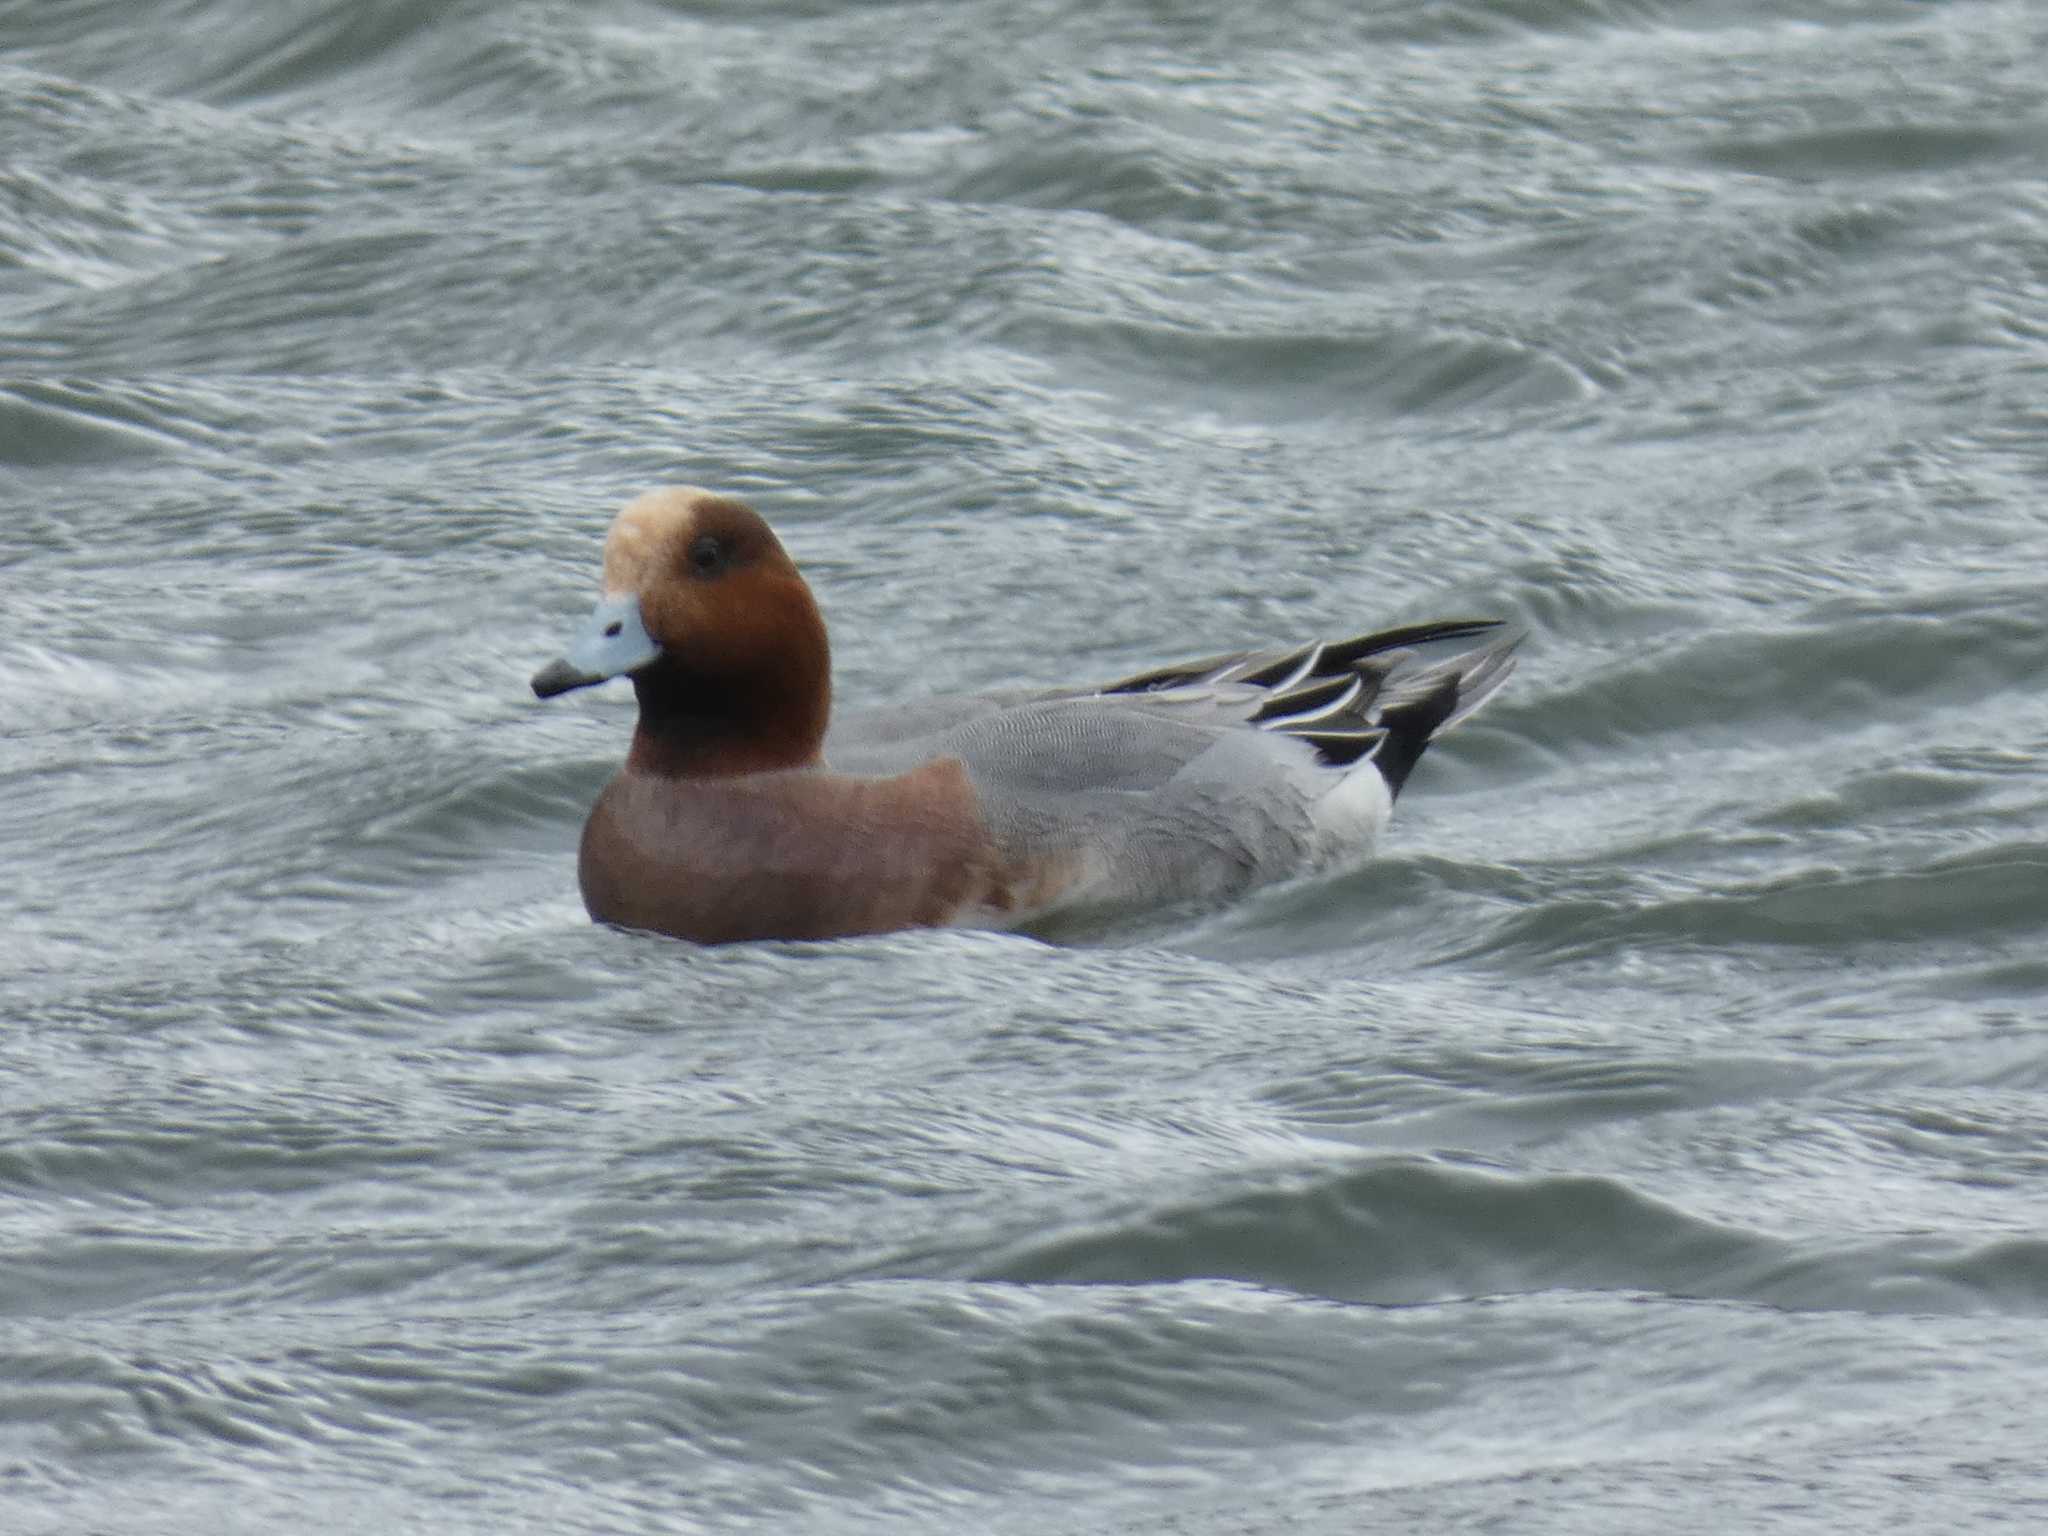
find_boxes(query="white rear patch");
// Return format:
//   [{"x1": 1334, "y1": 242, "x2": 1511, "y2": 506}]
[{"x1": 1309, "y1": 761, "x2": 1394, "y2": 871}]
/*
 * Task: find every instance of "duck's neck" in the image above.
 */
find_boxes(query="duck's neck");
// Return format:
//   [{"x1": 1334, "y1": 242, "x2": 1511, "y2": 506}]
[{"x1": 625, "y1": 639, "x2": 831, "y2": 780}]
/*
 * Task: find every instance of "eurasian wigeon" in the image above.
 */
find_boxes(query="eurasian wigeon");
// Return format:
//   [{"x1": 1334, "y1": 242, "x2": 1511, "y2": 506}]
[{"x1": 532, "y1": 487, "x2": 1518, "y2": 944}]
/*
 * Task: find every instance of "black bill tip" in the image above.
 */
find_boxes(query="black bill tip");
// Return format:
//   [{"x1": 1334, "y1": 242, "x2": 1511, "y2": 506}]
[{"x1": 531, "y1": 658, "x2": 603, "y2": 699}]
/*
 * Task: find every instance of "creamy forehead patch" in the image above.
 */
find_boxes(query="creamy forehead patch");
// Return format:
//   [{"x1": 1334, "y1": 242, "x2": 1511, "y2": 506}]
[{"x1": 601, "y1": 485, "x2": 713, "y2": 594}]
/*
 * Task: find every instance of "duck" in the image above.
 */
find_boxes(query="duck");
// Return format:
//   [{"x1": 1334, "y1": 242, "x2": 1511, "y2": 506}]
[{"x1": 531, "y1": 487, "x2": 1517, "y2": 945}]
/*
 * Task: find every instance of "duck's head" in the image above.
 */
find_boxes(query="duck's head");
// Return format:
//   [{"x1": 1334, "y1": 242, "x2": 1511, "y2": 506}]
[{"x1": 531, "y1": 487, "x2": 831, "y2": 775}]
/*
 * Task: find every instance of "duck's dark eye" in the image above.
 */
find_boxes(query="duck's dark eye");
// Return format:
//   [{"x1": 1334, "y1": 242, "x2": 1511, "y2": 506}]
[{"x1": 687, "y1": 534, "x2": 727, "y2": 577}]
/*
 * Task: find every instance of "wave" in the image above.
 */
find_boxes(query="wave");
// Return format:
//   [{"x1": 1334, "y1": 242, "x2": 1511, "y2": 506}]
[{"x1": 962, "y1": 1154, "x2": 2048, "y2": 1316}]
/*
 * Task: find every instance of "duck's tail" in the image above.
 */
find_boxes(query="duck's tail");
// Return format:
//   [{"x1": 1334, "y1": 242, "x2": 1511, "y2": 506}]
[
  {"x1": 1360, "y1": 626, "x2": 1520, "y2": 798},
  {"x1": 1105, "y1": 619, "x2": 1521, "y2": 798}
]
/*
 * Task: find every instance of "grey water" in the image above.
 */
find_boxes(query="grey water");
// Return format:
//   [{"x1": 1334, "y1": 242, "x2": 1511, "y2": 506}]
[{"x1": 5, "y1": 1, "x2": 2048, "y2": 1531}]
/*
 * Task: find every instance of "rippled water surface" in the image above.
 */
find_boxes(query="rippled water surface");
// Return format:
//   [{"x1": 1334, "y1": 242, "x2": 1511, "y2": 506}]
[{"x1": 6, "y1": 1, "x2": 2048, "y2": 1531}]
